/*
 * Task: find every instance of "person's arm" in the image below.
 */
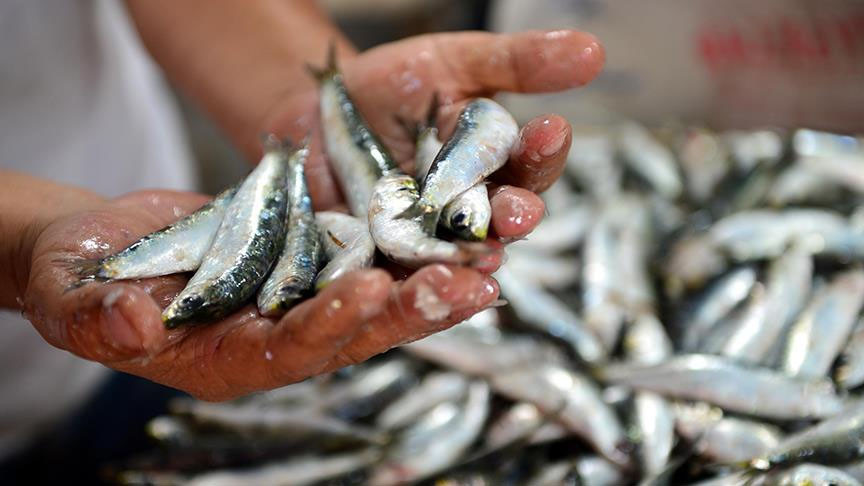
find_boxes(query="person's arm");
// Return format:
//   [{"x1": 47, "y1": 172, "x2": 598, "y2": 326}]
[
  {"x1": 0, "y1": 171, "x2": 103, "y2": 309},
  {"x1": 125, "y1": 0, "x2": 355, "y2": 158}
]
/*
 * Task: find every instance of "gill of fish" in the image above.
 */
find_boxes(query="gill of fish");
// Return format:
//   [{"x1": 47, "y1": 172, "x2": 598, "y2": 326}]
[
  {"x1": 257, "y1": 144, "x2": 322, "y2": 316},
  {"x1": 81, "y1": 185, "x2": 237, "y2": 280},
  {"x1": 314, "y1": 211, "x2": 375, "y2": 289},
  {"x1": 416, "y1": 98, "x2": 518, "y2": 233},
  {"x1": 375, "y1": 371, "x2": 469, "y2": 430},
  {"x1": 681, "y1": 266, "x2": 757, "y2": 352},
  {"x1": 415, "y1": 122, "x2": 491, "y2": 241},
  {"x1": 617, "y1": 121, "x2": 683, "y2": 200},
  {"x1": 368, "y1": 381, "x2": 490, "y2": 486},
  {"x1": 597, "y1": 354, "x2": 843, "y2": 420},
  {"x1": 313, "y1": 50, "x2": 397, "y2": 218},
  {"x1": 720, "y1": 244, "x2": 812, "y2": 364},
  {"x1": 161, "y1": 146, "x2": 288, "y2": 327},
  {"x1": 496, "y1": 265, "x2": 605, "y2": 364},
  {"x1": 781, "y1": 268, "x2": 864, "y2": 379},
  {"x1": 835, "y1": 316, "x2": 864, "y2": 389},
  {"x1": 489, "y1": 365, "x2": 631, "y2": 468}
]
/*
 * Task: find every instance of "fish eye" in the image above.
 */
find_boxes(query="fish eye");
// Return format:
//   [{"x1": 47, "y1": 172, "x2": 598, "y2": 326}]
[
  {"x1": 181, "y1": 295, "x2": 205, "y2": 309},
  {"x1": 451, "y1": 212, "x2": 469, "y2": 229}
]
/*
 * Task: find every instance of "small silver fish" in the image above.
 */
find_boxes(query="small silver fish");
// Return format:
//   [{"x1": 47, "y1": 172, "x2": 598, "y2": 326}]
[
  {"x1": 314, "y1": 211, "x2": 375, "y2": 289},
  {"x1": 617, "y1": 121, "x2": 683, "y2": 199},
  {"x1": 511, "y1": 203, "x2": 593, "y2": 253},
  {"x1": 77, "y1": 185, "x2": 236, "y2": 280},
  {"x1": 162, "y1": 142, "x2": 289, "y2": 326},
  {"x1": 673, "y1": 402, "x2": 781, "y2": 464},
  {"x1": 677, "y1": 128, "x2": 730, "y2": 203},
  {"x1": 504, "y1": 248, "x2": 580, "y2": 291},
  {"x1": 257, "y1": 142, "x2": 322, "y2": 316},
  {"x1": 526, "y1": 461, "x2": 577, "y2": 486},
  {"x1": 597, "y1": 354, "x2": 843, "y2": 420},
  {"x1": 368, "y1": 173, "x2": 486, "y2": 267},
  {"x1": 764, "y1": 464, "x2": 863, "y2": 486},
  {"x1": 723, "y1": 129, "x2": 783, "y2": 172},
  {"x1": 375, "y1": 371, "x2": 469, "y2": 430},
  {"x1": 309, "y1": 45, "x2": 397, "y2": 218},
  {"x1": 781, "y1": 269, "x2": 864, "y2": 379},
  {"x1": 414, "y1": 98, "x2": 518, "y2": 233},
  {"x1": 573, "y1": 456, "x2": 627, "y2": 486},
  {"x1": 633, "y1": 392, "x2": 675, "y2": 476},
  {"x1": 582, "y1": 208, "x2": 626, "y2": 352},
  {"x1": 681, "y1": 266, "x2": 757, "y2": 351},
  {"x1": 489, "y1": 365, "x2": 631, "y2": 468},
  {"x1": 566, "y1": 131, "x2": 621, "y2": 200}
]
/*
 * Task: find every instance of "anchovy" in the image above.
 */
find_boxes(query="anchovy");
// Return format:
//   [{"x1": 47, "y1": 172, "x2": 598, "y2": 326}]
[
  {"x1": 414, "y1": 98, "x2": 518, "y2": 233},
  {"x1": 582, "y1": 208, "x2": 626, "y2": 352},
  {"x1": 314, "y1": 211, "x2": 375, "y2": 289},
  {"x1": 369, "y1": 381, "x2": 490, "y2": 485},
  {"x1": 504, "y1": 248, "x2": 580, "y2": 290},
  {"x1": 768, "y1": 164, "x2": 836, "y2": 207},
  {"x1": 511, "y1": 203, "x2": 593, "y2": 253},
  {"x1": 617, "y1": 121, "x2": 683, "y2": 199},
  {"x1": 681, "y1": 266, "x2": 757, "y2": 351},
  {"x1": 781, "y1": 269, "x2": 864, "y2": 379},
  {"x1": 77, "y1": 184, "x2": 237, "y2": 280},
  {"x1": 751, "y1": 402, "x2": 864, "y2": 471},
  {"x1": 567, "y1": 132, "x2": 621, "y2": 200},
  {"x1": 309, "y1": 45, "x2": 397, "y2": 218},
  {"x1": 574, "y1": 456, "x2": 627, "y2": 486},
  {"x1": 375, "y1": 371, "x2": 469, "y2": 430},
  {"x1": 800, "y1": 153, "x2": 864, "y2": 196},
  {"x1": 489, "y1": 365, "x2": 631, "y2": 468},
  {"x1": 678, "y1": 128, "x2": 730, "y2": 203},
  {"x1": 723, "y1": 129, "x2": 783, "y2": 172},
  {"x1": 836, "y1": 317, "x2": 864, "y2": 389},
  {"x1": 497, "y1": 266, "x2": 605, "y2": 364},
  {"x1": 662, "y1": 234, "x2": 727, "y2": 293},
  {"x1": 162, "y1": 142, "x2": 289, "y2": 326},
  {"x1": 368, "y1": 173, "x2": 486, "y2": 267},
  {"x1": 257, "y1": 142, "x2": 322, "y2": 316},
  {"x1": 596, "y1": 354, "x2": 843, "y2": 420},
  {"x1": 483, "y1": 402, "x2": 546, "y2": 450},
  {"x1": 762, "y1": 464, "x2": 863, "y2": 486},
  {"x1": 673, "y1": 402, "x2": 781, "y2": 464},
  {"x1": 412, "y1": 106, "x2": 491, "y2": 241},
  {"x1": 721, "y1": 244, "x2": 812, "y2": 364}
]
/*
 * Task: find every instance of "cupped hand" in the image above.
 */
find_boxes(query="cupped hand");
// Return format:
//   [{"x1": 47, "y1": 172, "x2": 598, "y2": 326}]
[{"x1": 22, "y1": 30, "x2": 603, "y2": 400}]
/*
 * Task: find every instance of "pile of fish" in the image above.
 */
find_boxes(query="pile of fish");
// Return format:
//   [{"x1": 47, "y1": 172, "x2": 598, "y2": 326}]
[
  {"x1": 114, "y1": 121, "x2": 864, "y2": 486},
  {"x1": 77, "y1": 47, "x2": 514, "y2": 326}
]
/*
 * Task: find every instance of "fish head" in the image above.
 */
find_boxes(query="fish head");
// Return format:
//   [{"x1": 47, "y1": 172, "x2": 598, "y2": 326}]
[
  {"x1": 449, "y1": 209, "x2": 488, "y2": 242},
  {"x1": 162, "y1": 293, "x2": 208, "y2": 328}
]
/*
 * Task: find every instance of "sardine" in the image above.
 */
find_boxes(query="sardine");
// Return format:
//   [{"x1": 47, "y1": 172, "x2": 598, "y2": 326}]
[
  {"x1": 497, "y1": 265, "x2": 605, "y2": 364},
  {"x1": 483, "y1": 402, "x2": 545, "y2": 450},
  {"x1": 781, "y1": 269, "x2": 864, "y2": 379},
  {"x1": 510, "y1": 203, "x2": 593, "y2": 253},
  {"x1": 633, "y1": 392, "x2": 675, "y2": 476},
  {"x1": 414, "y1": 98, "x2": 518, "y2": 233},
  {"x1": 369, "y1": 380, "x2": 490, "y2": 485},
  {"x1": 526, "y1": 461, "x2": 577, "y2": 486},
  {"x1": 617, "y1": 121, "x2": 683, "y2": 199},
  {"x1": 582, "y1": 209, "x2": 626, "y2": 351},
  {"x1": 673, "y1": 402, "x2": 781, "y2": 464},
  {"x1": 763, "y1": 464, "x2": 862, "y2": 486},
  {"x1": 835, "y1": 317, "x2": 864, "y2": 389},
  {"x1": 489, "y1": 365, "x2": 631, "y2": 468},
  {"x1": 162, "y1": 142, "x2": 289, "y2": 326},
  {"x1": 504, "y1": 248, "x2": 580, "y2": 291},
  {"x1": 624, "y1": 313, "x2": 673, "y2": 368},
  {"x1": 257, "y1": 142, "x2": 322, "y2": 316},
  {"x1": 596, "y1": 354, "x2": 843, "y2": 420},
  {"x1": 309, "y1": 45, "x2": 397, "y2": 218},
  {"x1": 678, "y1": 128, "x2": 730, "y2": 203},
  {"x1": 314, "y1": 211, "x2": 375, "y2": 289},
  {"x1": 573, "y1": 456, "x2": 627, "y2": 486},
  {"x1": 681, "y1": 266, "x2": 757, "y2": 351},
  {"x1": 375, "y1": 371, "x2": 469, "y2": 430},
  {"x1": 77, "y1": 185, "x2": 237, "y2": 280},
  {"x1": 723, "y1": 129, "x2": 783, "y2": 172}
]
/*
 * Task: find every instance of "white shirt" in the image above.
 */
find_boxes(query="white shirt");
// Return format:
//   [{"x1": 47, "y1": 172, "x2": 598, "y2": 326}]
[{"x1": 0, "y1": 0, "x2": 196, "y2": 456}]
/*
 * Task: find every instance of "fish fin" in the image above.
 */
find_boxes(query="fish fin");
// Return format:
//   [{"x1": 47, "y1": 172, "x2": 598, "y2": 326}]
[
  {"x1": 56, "y1": 257, "x2": 111, "y2": 282},
  {"x1": 305, "y1": 41, "x2": 339, "y2": 82}
]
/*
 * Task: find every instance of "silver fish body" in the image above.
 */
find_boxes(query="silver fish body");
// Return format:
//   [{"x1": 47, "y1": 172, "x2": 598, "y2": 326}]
[
  {"x1": 416, "y1": 98, "x2": 518, "y2": 232},
  {"x1": 369, "y1": 173, "x2": 480, "y2": 267},
  {"x1": 375, "y1": 371, "x2": 469, "y2": 430},
  {"x1": 489, "y1": 365, "x2": 631, "y2": 468},
  {"x1": 633, "y1": 392, "x2": 675, "y2": 476},
  {"x1": 597, "y1": 354, "x2": 843, "y2": 420},
  {"x1": 681, "y1": 266, "x2": 757, "y2": 351},
  {"x1": 835, "y1": 317, "x2": 864, "y2": 389},
  {"x1": 504, "y1": 248, "x2": 580, "y2": 291},
  {"x1": 582, "y1": 209, "x2": 626, "y2": 351},
  {"x1": 314, "y1": 58, "x2": 397, "y2": 218},
  {"x1": 512, "y1": 203, "x2": 593, "y2": 253},
  {"x1": 678, "y1": 128, "x2": 730, "y2": 203},
  {"x1": 781, "y1": 269, "x2": 864, "y2": 379},
  {"x1": 764, "y1": 464, "x2": 863, "y2": 486},
  {"x1": 162, "y1": 148, "x2": 289, "y2": 326},
  {"x1": 81, "y1": 185, "x2": 236, "y2": 280},
  {"x1": 257, "y1": 144, "x2": 322, "y2": 316},
  {"x1": 624, "y1": 313, "x2": 674, "y2": 366},
  {"x1": 617, "y1": 121, "x2": 683, "y2": 199},
  {"x1": 314, "y1": 211, "x2": 375, "y2": 289},
  {"x1": 673, "y1": 402, "x2": 781, "y2": 464},
  {"x1": 573, "y1": 456, "x2": 627, "y2": 486}
]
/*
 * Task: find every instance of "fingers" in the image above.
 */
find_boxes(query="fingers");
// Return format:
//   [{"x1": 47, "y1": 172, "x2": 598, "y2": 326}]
[
  {"x1": 322, "y1": 264, "x2": 499, "y2": 371},
  {"x1": 175, "y1": 269, "x2": 392, "y2": 400},
  {"x1": 494, "y1": 114, "x2": 571, "y2": 192},
  {"x1": 432, "y1": 30, "x2": 605, "y2": 96},
  {"x1": 112, "y1": 190, "x2": 213, "y2": 225},
  {"x1": 490, "y1": 186, "x2": 546, "y2": 241}
]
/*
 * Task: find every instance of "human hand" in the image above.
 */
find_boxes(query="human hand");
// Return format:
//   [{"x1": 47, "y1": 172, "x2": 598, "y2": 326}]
[{"x1": 20, "y1": 30, "x2": 603, "y2": 401}]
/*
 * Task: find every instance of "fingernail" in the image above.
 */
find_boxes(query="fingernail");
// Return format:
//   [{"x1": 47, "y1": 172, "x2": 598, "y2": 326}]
[
  {"x1": 539, "y1": 123, "x2": 568, "y2": 157},
  {"x1": 101, "y1": 290, "x2": 142, "y2": 351}
]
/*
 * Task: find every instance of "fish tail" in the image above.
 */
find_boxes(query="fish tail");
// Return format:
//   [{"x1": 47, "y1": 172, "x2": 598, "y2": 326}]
[
  {"x1": 56, "y1": 256, "x2": 110, "y2": 281},
  {"x1": 305, "y1": 40, "x2": 339, "y2": 82}
]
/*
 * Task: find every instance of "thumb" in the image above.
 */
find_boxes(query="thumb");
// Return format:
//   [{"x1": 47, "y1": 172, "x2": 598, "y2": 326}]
[{"x1": 432, "y1": 29, "x2": 605, "y2": 95}]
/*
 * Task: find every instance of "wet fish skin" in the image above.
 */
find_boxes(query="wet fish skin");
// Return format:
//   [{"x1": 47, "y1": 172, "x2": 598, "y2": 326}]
[
  {"x1": 368, "y1": 173, "x2": 482, "y2": 267},
  {"x1": 79, "y1": 185, "x2": 237, "y2": 280},
  {"x1": 314, "y1": 211, "x2": 375, "y2": 289},
  {"x1": 573, "y1": 456, "x2": 627, "y2": 486},
  {"x1": 375, "y1": 371, "x2": 469, "y2": 430},
  {"x1": 681, "y1": 266, "x2": 757, "y2": 352},
  {"x1": 257, "y1": 143, "x2": 322, "y2": 316},
  {"x1": 617, "y1": 121, "x2": 683, "y2": 199},
  {"x1": 835, "y1": 317, "x2": 864, "y2": 389},
  {"x1": 162, "y1": 145, "x2": 289, "y2": 327},
  {"x1": 597, "y1": 354, "x2": 843, "y2": 420},
  {"x1": 582, "y1": 209, "x2": 626, "y2": 352},
  {"x1": 416, "y1": 98, "x2": 518, "y2": 233},
  {"x1": 311, "y1": 46, "x2": 397, "y2": 218},
  {"x1": 763, "y1": 464, "x2": 863, "y2": 486},
  {"x1": 781, "y1": 269, "x2": 864, "y2": 379},
  {"x1": 634, "y1": 392, "x2": 675, "y2": 476},
  {"x1": 673, "y1": 402, "x2": 781, "y2": 464}
]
